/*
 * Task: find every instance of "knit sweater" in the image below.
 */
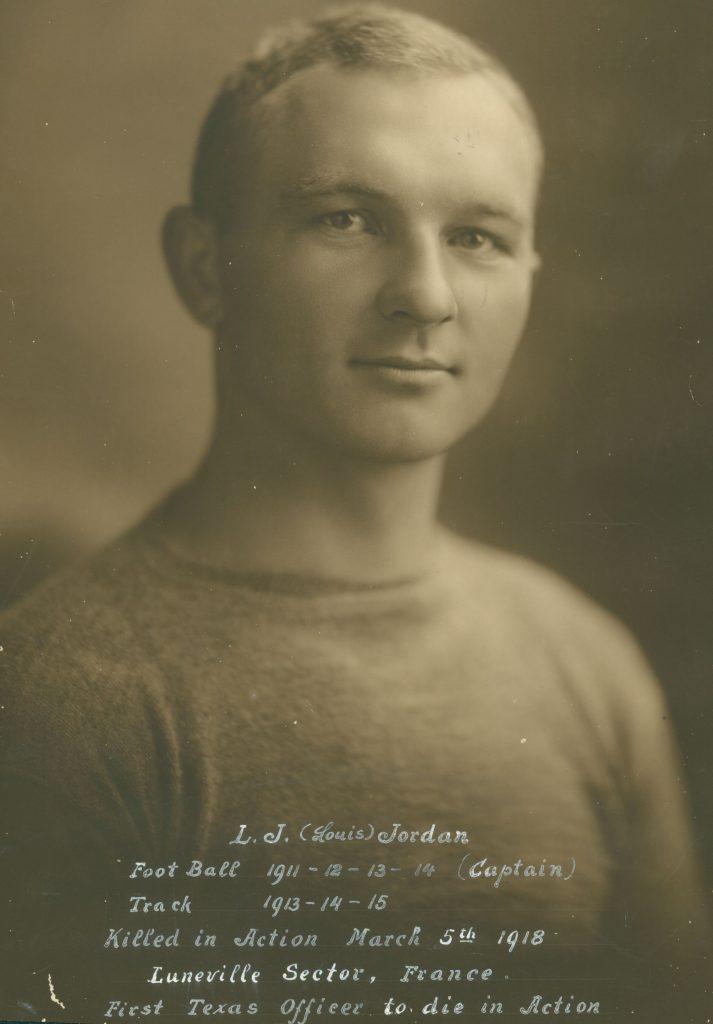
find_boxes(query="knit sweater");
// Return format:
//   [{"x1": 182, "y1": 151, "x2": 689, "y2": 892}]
[{"x1": 0, "y1": 522, "x2": 706, "y2": 1022}]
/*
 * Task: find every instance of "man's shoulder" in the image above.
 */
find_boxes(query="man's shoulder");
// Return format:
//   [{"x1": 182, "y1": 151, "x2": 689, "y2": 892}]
[
  {"x1": 0, "y1": 525, "x2": 188, "y2": 845},
  {"x1": 1, "y1": 527, "x2": 153, "y2": 673},
  {"x1": 0, "y1": 528, "x2": 165, "y2": 766},
  {"x1": 447, "y1": 531, "x2": 622, "y2": 630},
  {"x1": 446, "y1": 533, "x2": 663, "y2": 717}
]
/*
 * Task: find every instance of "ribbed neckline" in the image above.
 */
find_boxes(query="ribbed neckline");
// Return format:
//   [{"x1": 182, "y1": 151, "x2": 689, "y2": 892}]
[{"x1": 128, "y1": 515, "x2": 465, "y2": 621}]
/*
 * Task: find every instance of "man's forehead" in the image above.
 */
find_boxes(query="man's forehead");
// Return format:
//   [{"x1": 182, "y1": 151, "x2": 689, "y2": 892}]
[{"x1": 261, "y1": 62, "x2": 531, "y2": 143}]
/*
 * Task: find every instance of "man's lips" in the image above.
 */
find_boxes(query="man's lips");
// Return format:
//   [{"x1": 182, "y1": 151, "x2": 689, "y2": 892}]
[{"x1": 350, "y1": 355, "x2": 457, "y2": 374}]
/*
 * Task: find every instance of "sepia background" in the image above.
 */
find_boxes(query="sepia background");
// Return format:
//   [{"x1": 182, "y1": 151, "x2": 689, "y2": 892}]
[{"x1": 1, "y1": 0, "x2": 712, "y2": 886}]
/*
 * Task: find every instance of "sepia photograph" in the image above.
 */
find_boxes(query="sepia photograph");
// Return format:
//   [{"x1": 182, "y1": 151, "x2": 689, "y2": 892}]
[{"x1": 1, "y1": 2, "x2": 711, "y2": 1022}]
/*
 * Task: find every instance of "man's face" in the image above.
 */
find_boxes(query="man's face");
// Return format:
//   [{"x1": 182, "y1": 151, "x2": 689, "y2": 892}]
[{"x1": 216, "y1": 65, "x2": 540, "y2": 462}]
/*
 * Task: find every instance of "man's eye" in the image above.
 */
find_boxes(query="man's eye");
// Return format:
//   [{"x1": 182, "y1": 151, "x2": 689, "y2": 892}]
[
  {"x1": 318, "y1": 210, "x2": 377, "y2": 235},
  {"x1": 449, "y1": 228, "x2": 500, "y2": 254}
]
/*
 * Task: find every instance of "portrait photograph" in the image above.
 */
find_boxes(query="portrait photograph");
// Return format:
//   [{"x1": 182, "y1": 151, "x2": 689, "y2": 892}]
[{"x1": 1, "y1": 2, "x2": 711, "y2": 1022}]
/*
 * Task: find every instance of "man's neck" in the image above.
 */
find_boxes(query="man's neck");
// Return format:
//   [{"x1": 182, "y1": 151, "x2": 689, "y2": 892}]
[{"x1": 159, "y1": 405, "x2": 448, "y2": 584}]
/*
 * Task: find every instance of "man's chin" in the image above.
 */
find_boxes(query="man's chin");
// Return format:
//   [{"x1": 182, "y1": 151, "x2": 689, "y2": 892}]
[{"x1": 318, "y1": 425, "x2": 474, "y2": 466}]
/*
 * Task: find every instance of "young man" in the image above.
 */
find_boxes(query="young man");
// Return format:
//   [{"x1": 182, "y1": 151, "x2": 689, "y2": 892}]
[{"x1": 1, "y1": 6, "x2": 707, "y2": 1022}]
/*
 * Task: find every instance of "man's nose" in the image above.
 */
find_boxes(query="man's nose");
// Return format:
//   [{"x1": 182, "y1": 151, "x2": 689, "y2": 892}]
[{"x1": 376, "y1": 233, "x2": 458, "y2": 328}]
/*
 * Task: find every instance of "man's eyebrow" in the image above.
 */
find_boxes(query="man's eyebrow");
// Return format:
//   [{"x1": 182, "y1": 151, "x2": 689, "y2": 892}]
[
  {"x1": 278, "y1": 176, "x2": 389, "y2": 205},
  {"x1": 459, "y1": 201, "x2": 526, "y2": 228},
  {"x1": 279, "y1": 174, "x2": 527, "y2": 227}
]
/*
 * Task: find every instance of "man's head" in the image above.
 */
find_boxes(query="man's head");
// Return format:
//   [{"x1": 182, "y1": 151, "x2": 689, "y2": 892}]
[{"x1": 164, "y1": 4, "x2": 544, "y2": 463}]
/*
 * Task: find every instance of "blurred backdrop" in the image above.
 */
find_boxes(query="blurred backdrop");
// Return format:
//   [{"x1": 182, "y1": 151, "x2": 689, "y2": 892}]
[{"x1": 1, "y1": 0, "x2": 712, "y2": 879}]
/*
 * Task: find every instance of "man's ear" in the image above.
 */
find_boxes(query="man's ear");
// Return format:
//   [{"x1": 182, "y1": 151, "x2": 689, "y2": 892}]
[{"x1": 162, "y1": 206, "x2": 224, "y2": 327}]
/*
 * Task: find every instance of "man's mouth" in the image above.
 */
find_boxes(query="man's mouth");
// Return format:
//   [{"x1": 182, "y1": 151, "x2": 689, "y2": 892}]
[{"x1": 350, "y1": 355, "x2": 457, "y2": 374}]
